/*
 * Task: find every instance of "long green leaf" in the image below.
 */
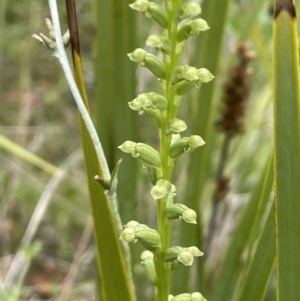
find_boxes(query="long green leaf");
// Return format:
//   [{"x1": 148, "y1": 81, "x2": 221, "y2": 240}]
[
  {"x1": 273, "y1": 0, "x2": 300, "y2": 299},
  {"x1": 232, "y1": 159, "x2": 275, "y2": 301},
  {"x1": 95, "y1": 0, "x2": 138, "y2": 223},
  {"x1": 210, "y1": 154, "x2": 273, "y2": 301},
  {"x1": 232, "y1": 206, "x2": 275, "y2": 301},
  {"x1": 65, "y1": 1, "x2": 135, "y2": 300}
]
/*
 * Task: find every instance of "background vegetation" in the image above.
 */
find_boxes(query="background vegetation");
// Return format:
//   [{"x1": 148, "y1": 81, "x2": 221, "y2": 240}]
[{"x1": 0, "y1": 0, "x2": 298, "y2": 300}]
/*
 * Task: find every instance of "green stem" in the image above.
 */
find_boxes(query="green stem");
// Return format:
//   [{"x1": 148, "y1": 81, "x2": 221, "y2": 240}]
[{"x1": 155, "y1": 1, "x2": 182, "y2": 300}]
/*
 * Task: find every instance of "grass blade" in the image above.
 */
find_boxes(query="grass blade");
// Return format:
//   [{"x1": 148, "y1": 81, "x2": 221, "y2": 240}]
[
  {"x1": 210, "y1": 154, "x2": 273, "y2": 301},
  {"x1": 273, "y1": 0, "x2": 300, "y2": 299},
  {"x1": 65, "y1": 1, "x2": 135, "y2": 300}
]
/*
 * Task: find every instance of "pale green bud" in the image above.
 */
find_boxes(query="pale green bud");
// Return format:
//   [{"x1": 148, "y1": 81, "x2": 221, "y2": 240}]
[
  {"x1": 166, "y1": 118, "x2": 187, "y2": 134},
  {"x1": 170, "y1": 293, "x2": 191, "y2": 301},
  {"x1": 177, "y1": 250, "x2": 194, "y2": 266},
  {"x1": 169, "y1": 295, "x2": 174, "y2": 301},
  {"x1": 171, "y1": 65, "x2": 198, "y2": 84},
  {"x1": 128, "y1": 48, "x2": 147, "y2": 63},
  {"x1": 191, "y1": 292, "x2": 206, "y2": 301},
  {"x1": 118, "y1": 141, "x2": 137, "y2": 154},
  {"x1": 177, "y1": 18, "x2": 209, "y2": 42},
  {"x1": 124, "y1": 220, "x2": 140, "y2": 229},
  {"x1": 164, "y1": 246, "x2": 184, "y2": 262},
  {"x1": 151, "y1": 179, "x2": 173, "y2": 200},
  {"x1": 169, "y1": 137, "x2": 189, "y2": 158},
  {"x1": 171, "y1": 292, "x2": 206, "y2": 301},
  {"x1": 141, "y1": 251, "x2": 157, "y2": 285},
  {"x1": 129, "y1": 0, "x2": 149, "y2": 12},
  {"x1": 165, "y1": 246, "x2": 202, "y2": 266},
  {"x1": 179, "y1": 1, "x2": 201, "y2": 20},
  {"x1": 119, "y1": 228, "x2": 136, "y2": 242},
  {"x1": 175, "y1": 79, "x2": 198, "y2": 95},
  {"x1": 197, "y1": 68, "x2": 214, "y2": 83},
  {"x1": 146, "y1": 34, "x2": 171, "y2": 54},
  {"x1": 190, "y1": 18, "x2": 210, "y2": 35},
  {"x1": 151, "y1": 183, "x2": 168, "y2": 200},
  {"x1": 186, "y1": 246, "x2": 204, "y2": 257},
  {"x1": 136, "y1": 143, "x2": 162, "y2": 168},
  {"x1": 182, "y1": 208, "x2": 197, "y2": 224},
  {"x1": 144, "y1": 107, "x2": 162, "y2": 128},
  {"x1": 147, "y1": 3, "x2": 168, "y2": 28},
  {"x1": 188, "y1": 135, "x2": 205, "y2": 150},
  {"x1": 150, "y1": 93, "x2": 168, "y2": 111},
  {"x1": 166, "y1": 204, "x2": 197, "y2": 224},
  {"x1": 135, "y1": 227, "x2": 161, "y2": 250},
  {"x1": 144, "y1": 53, "x2": 166, "y2": 79}
]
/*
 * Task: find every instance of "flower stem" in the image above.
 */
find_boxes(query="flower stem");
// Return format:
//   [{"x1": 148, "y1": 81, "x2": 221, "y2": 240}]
[{"x1": 155, "y1": 1, "x2": 183, "y2": 300}]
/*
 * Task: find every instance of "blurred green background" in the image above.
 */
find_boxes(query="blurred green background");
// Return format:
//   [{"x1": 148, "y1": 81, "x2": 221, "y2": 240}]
[{"x1": 0, "y1": 0, "x2": 289, "y2": 300}]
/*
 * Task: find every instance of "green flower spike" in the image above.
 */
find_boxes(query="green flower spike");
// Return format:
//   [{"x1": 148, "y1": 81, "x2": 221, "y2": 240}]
[
  {"x1": 179, "y1": 1, "x2": 202, "y2": 20},
  {"x1": 141, "y1": 251, "x2": 157, "y2": 285}
]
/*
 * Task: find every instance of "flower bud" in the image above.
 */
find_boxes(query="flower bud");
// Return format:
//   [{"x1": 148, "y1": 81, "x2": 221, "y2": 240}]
[
  {"x1": 118, "y1": 141, "x2": 137, "y2": 154},
  {"x1": 181, "y1": 208, "x2": 197, "y2": 224},
  {"x1": 144, "y1": 53, "x2": 166, "y2": 79},
  {"x1": 150, "y1": 93, "x2": 168, "y2": 110},
  {"x1": 191, "y1": 292, "x2": 206, "y2": 301},
  {"x1": 166, "y1": 204, "x2": 197, "y2": 224},
  {"x1": 147, "y1": 2, "x2": 168, "y2": 28},
  {"x1": 175, "y1": 80, "x2": 198, "y2": 95},
  {"x1": 177, "y1": 250, "x2": 194, "y2": 266},
  {"x1": 124, "y1": 220, "x2": 140, "y2": 229},
  {"x1": 166, "y1": 118, "x2": 187, "y2": 134},
  {"x1": 119, "y1": 228, "x2": 136, "y2": 242},
  {"x1": 164, "y1": 246, "x2": 184, "y2": 262},
  {"x1": 188, "y1": 135, "x2": 205, "y2": 150},
  {"x1": 179, "y1": 1, "x2": 201, "y2": 20},
  {"x1": 171, "y1": 65, "x2": 198, "y2": 84},
  {"x1": 169, "y1": 138, "x2": 189, "y2": 158},
  {"x1": 186, "y1": 246, "x2": 204, "y2": 257},
  {"x1": 141, "y1": 251, "x2": 157, "y2": 285},
  {"x1": 144, "y1": 107, "x2": 162, "y2": 128},
  {"x1": 151, "y1": 179, "x2": 173, "y2": 200},
  {"x1": 177, "y1": 19, "x2": 209, "y2": 42},
  {"x1": 135, "y1": 143, "x2": 161, "y2": 168},
  {"x1": 146, "y1": 34, "x2": 171, "y2": 54},
  {"x1": 170, "y1": 292, "x2": 206, "y2": 301},
  {"x1": 169, "y1": 295, "x2": 174, "y2": 301},
  {"x1": 135, "y1": 227, "x2": 161, "y2": 250},
  {"x1": 128, "y1": 48, "x2": 147, "y2": 63},
  {"x1": 129, "y1": 0, "x2": 149, "y2": 12},
  {"x1": 197, "y1": 68, "x2": 214, "y2": 83},
  {"x1": 164, "y1": 246, "x2": 203, "y2": 266}
]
